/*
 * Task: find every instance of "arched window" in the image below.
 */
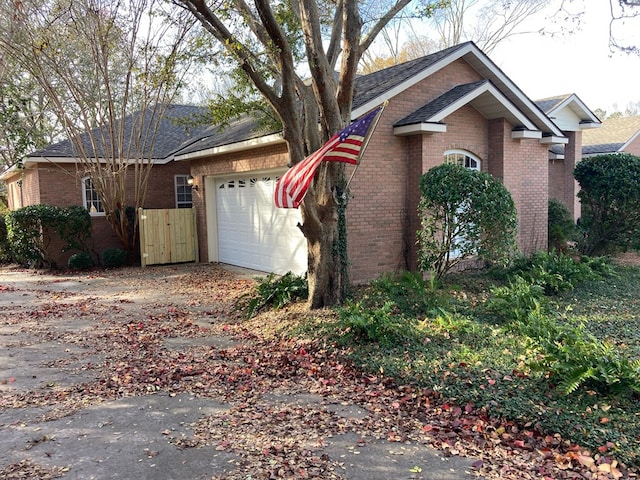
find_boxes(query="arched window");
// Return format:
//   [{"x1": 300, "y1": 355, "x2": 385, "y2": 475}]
[
  {"x1": 442, "y1": 150, "x2": 481, "y2": 258},
  {"x1": 444, "y1": 150, "x2": 481, "y2": 171},
  {"x1": 82, "y1": 177, "x2": 104, "y2": 214}
]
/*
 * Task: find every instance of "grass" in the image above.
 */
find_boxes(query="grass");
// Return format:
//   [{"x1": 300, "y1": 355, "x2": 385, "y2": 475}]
[{"x1": 280, "y1": 257, "x2": 640, "y2": 467}]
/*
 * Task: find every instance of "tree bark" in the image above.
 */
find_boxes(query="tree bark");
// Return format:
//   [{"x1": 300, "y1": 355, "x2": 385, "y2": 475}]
[
  {"x1": 175, "y1": 0, "x2": 413, "y2": 307},
  {"x1": 301, "y1": 161, "x2": 349, "y2": 308}
]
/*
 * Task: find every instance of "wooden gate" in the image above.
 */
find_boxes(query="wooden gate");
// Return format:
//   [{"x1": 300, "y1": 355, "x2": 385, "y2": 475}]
[{"x1": 138, "y1": 208, "x2": 199, "y2": 267}]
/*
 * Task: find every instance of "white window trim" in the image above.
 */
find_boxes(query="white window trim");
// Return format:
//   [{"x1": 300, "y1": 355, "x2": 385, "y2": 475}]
[
  {"x1": 444, "y1": 149, "x2": 481, "y2": 171},
  {"x1": 174, "y1": 174, "x2": 193, "y2": 208},
  {"x1": 81, "y1": 176, "x2": 105, "y2": 216},
  {"x1": 442, "y1": 150, "x2": 482, "y2": 259}
]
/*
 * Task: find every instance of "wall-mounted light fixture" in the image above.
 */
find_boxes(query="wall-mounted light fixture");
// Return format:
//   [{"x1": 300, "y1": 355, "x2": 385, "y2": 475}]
[{"x1": 187, "y1": 175, "x2": 198, "y2": 191}]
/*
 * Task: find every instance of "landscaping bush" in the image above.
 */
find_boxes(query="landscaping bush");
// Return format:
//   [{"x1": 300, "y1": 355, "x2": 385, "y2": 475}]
[
  {"x1": 5, "y1": 204, "x2": 91, "y2": 268},
  {"x1": 239, "y1": 271, "x2": 308, "y2": 318},
  {"x1": 102, "y1": 248, "x2": 128, "y2": 268},
  {"x1": 574, "y1": 153, "x2": 640, "y2": 256},
  {"x1": 0, "y1": 214, "x2": 12, "y2": 263},
  {"x1": 548, "y1": 198, "x2": 576, "y2": 252},
  {"x1": 68, "y1": 251, "x2": 94, "y2": 270},
  {"x1": 418, "y1": 163, "x2": 517, "y2": 279}
]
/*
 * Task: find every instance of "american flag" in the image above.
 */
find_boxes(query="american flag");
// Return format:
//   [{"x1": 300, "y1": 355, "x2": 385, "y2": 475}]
[{"x1": 274, "y1": 105, "x2": 384, "y2": 209}]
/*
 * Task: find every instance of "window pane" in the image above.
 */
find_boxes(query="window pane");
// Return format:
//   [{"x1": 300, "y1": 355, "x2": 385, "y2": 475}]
[
  {"x1": 84, "y1": 178, "x2": 104, "y2": 213},
  {"x1": 175, "y1": 175, "x2": 193, "y2": 208}
]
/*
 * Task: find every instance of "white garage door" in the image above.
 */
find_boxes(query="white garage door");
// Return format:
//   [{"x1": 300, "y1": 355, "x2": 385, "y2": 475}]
[{"x1": 215, "y1": 174, "x2": 307, "y2": 275}]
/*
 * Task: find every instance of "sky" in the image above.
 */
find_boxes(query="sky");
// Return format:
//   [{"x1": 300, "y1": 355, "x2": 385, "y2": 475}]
[{"x1": 489, "y1": 0, "x2": 640, "y2": 114}]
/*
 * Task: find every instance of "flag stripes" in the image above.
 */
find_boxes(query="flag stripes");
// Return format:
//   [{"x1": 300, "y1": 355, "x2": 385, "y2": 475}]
[{"x1": 274, "y1": 105, "x2": 383, "y2": 209}]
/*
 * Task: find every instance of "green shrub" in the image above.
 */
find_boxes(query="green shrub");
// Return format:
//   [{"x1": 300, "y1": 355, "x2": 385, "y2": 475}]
[
  {"x1": 0, "y1": 214, "x2": 12, "y2": 263},
  {"x1": 574, "y1": 153, "x2": 640, "y2": 256},
  {"x1": 5, "y1": 204, "x2": 91, "y2": 268},
  {"x1": 68, "y1": 251, "x2": 94, "y2": 270},
  {"x1": 239, "y1": 271, "x2": 308, "y2": 318},
  {"x1": 548, "y1": 199, "x2": 576, "y2": 252},
  {"x1": 102, "y1": 248, "x2": 128, "y2": 268},
  {"x1": 418, "y1": 163, "x2": 517, "y2": 279},
  {"x1": 336, "y1": 301, "x2": 414, "y2": 347}
]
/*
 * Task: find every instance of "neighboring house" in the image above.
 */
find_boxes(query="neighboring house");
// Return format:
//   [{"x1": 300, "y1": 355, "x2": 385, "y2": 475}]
[
  {"x1": 536, "y1": 94, "x2": 601, "y2": 220},
  {"x1": 175, "y1": 42, "x2": 595, "y2": 284},
  {"x1": 0, "y1": 104, "x2": 211, "y2": 265},
  {"x1": 581, "y1": 115, "x2": 640, "y2": 157}
]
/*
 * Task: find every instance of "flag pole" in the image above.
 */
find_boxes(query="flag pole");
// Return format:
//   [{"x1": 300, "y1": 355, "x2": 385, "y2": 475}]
[{"x1": 343, "y1": 102, "x2": 387, "y2": 198}]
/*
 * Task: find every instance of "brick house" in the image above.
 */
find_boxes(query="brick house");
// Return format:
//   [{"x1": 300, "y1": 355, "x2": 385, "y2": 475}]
[
  {"x1": 175, "y1": 42, "x2": 599, "y2": 283},
  {"x1": 1, "y1": 42, "x2": 601, "y2": 281},
  {"x1": 536, "y1": 94, "x2": 601, "y2": 221},
  {"x1": 0, "y1": 105, "x2": 210, "y2": 265}
]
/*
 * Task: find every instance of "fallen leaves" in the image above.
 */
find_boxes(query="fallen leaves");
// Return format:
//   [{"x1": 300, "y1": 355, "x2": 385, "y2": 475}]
[
  {"x1": 1, "y1": 264, "x2": 638, "y2": 480},
  {"x1": 0, "y1": 459, "x2": 69, "y2": 479}
]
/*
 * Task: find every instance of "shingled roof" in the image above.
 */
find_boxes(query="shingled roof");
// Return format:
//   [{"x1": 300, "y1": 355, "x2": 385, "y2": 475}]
[
  {"x1": 24, "y1": 41, "x2": 566, "y2": 166},
  {"x1": 174, "y1": 116, "x2": 281, "y2": 157},
  {"x1": 535, "y1": 95, "x2": 572, "y2": 114},
  {"x1": 582, "y1": 116, "x2": 640, "y2": 149},
  {"x1": 352, "y1": 43, "x2": 469, "y2": 111},
  {"x1": 28, "y1": 104, "x2": 212, "y2": 162},
  {"x1": 394, "y1": 80, "x2": 488, "y2": 127}
]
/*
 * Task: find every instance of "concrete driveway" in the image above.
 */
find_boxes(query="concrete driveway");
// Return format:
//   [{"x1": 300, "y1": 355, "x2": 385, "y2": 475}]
[{"x1": 0, "y1": 263, "x2": 479, "y2": 480}]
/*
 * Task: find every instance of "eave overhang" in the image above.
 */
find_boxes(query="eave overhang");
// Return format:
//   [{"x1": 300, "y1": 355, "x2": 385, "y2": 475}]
[{"x1": 174, "y1": 133, "x2": 285, "y2": 161}]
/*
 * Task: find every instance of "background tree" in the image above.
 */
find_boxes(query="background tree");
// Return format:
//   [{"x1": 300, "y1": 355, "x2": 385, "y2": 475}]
[
  {"x1": 417, "y1": 163, "x2": 517, "y2": 279},
  {"x1": 360, "y1": 0, "x2": 550, "y2": 73},
  {"x1": 175, "y1": 0, "x2": 445, "y2": 308},
  {"x1": 0, "y1": 0, "x2": 198, "y2": 258},
  {"x1": 0, "y1": 57, "x2": 57, "y2": 171},
  {"x1": 574, "y1": 153, "x2": 640, "y2": 256},
  {"x1": 556, "y1": 0, "x2": 640, "y2": 55}
]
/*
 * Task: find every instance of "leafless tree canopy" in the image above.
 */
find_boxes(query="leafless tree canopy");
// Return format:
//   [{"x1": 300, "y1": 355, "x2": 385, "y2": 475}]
[{"x1": 0, "y1": 0, "x2": 198, "y2": 253}]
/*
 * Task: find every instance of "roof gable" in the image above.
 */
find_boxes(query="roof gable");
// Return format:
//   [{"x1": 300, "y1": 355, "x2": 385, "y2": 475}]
[
  {"x1": 393, "y1": 79, "x2": 539, "y2": 137},
  {"x1": 535, "y1": 94, "x2": 600, "y2": 132}
]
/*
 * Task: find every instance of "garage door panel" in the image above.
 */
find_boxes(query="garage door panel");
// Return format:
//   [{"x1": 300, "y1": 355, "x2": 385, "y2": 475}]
[{"x1": 215, "y1": 175, "x2": 307, "y2": 275}]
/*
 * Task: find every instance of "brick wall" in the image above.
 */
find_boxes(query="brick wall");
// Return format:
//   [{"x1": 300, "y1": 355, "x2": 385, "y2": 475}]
[
  {"x1": 548, "y1": 159, "x2": 565, "y2": 202},
  {"x1": 563, "y1": 131, "x2": 582, "y2": 220},
  {"x1": 186, "y1": 57, "x2": 551, "y2": 283},
  {"x1": 488, "y1": 119, "x2": 549, "y2": 254},
  {"x1": 3, "y1": 160, "x2": 189, "y2": 267}
]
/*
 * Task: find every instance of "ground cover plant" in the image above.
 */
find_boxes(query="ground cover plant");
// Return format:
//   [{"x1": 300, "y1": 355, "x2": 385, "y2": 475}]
[
  {"x1": 289, "y1": 252, "x2": 640, "y2": 472},
  {"x1": 3, "y1": 260, "x2": 638, "y2": 479}
]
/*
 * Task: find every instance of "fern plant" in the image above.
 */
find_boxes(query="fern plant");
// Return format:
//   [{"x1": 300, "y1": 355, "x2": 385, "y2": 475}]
[
  {"x1": 336, "y1": 300, "x2": 413, "y2": 347},
  {"x1": 239, "y1": 272, "x2": 308, "y2": 318},
  {"x1": 516, "y1": 309, "x2": 640, "y2": 395}
]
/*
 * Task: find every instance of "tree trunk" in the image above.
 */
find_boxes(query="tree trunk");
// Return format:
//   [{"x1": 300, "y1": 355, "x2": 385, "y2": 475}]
[{"x1": 300, "y1": 162, "x2": 350, "y2": 308}]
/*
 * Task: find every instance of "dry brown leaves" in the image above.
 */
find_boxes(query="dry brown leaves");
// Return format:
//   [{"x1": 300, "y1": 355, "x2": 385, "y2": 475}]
[
  {"x1": 0, "y1": 459, "x2": 69, "y2": 479},
  {"x1": 1, "y1": 264, "x2": 638, "y2": 479}
]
